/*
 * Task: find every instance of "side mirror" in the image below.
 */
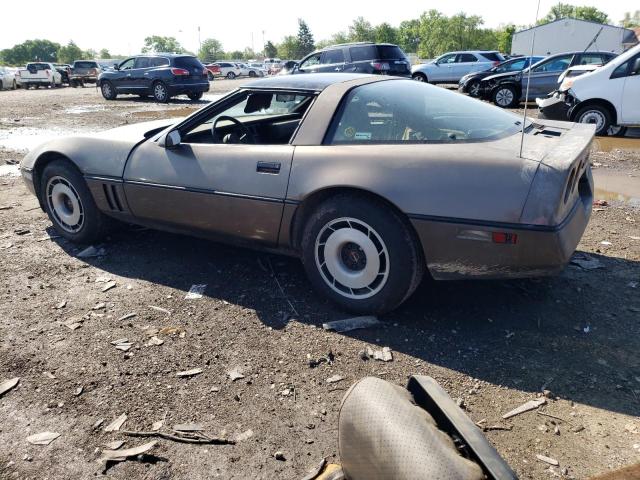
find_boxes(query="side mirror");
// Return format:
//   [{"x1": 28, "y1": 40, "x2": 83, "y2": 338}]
[
  {"x1": 632, "y1": 57, "x2": 640, "y2": 75},
  {"x1": 113, "y1": 64, "x2": 119, "y2": 70},
  {"x1": 160, "y1": 130, "x2": 181, "y2": 148}
]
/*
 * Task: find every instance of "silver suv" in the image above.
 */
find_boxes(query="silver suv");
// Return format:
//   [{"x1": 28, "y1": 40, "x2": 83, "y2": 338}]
[{"x1": 412, "y1": 51, "x2": 504, "y2": 84}]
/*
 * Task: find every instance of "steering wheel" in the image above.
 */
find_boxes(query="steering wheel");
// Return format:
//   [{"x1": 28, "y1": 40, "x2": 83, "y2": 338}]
[{"x1": 211, "y1": 115, "x2": 255, "y2": 144}]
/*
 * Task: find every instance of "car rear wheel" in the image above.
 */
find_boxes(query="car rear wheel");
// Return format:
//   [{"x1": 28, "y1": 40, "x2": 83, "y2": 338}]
[
  {"x1": 100, "y1": 81, "x2": 117, "y2": 100},
  {"x1": 301, "y1": 194, "x2": 424, "y2": 314},
  {"x1": 12, "y1": 80, "x2": 17, "y2": 90},
  {"x1": 575, "y1": 105, "x2": 612, "y2": 136},
  {"x1": 152, "y1": 81, "x2": 169, "y2": 103},
  {"x1": 187, "y1": 92, "x2": 203, "y2": 101},
  {"x1": 412, "y1": 72, "x2": 428, "y2": 82},
  {"x1": 207, "y1": 71, "x2": 214, "y2": 81},
  {"x1": 249, "y1": 71, "x2": 256, "y2": 77},
  {"x1": 40, "y1": 159, "x2": 113, "y2": 244},
  {"x1": 226, "y1": 72, "x2": 236, "y2": 79},
  {"x1": 467, "y1": 80, "x2": 481, "y2": 97},
  {"x1": 492, "y1": 85, "x2": 518, "y2": 108}
]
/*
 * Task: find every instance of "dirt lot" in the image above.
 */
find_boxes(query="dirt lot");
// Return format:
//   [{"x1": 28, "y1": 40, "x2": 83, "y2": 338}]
[{"x1": 1, "y1": 80, "x2": 639, "y2": 480}]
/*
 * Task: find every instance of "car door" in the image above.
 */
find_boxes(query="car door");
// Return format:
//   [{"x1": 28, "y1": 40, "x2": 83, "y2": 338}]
[
  {"x1": 318, "y1": 49, "x2": 346, "y2": 73},
  {"x1": 620, "y1": 54, "x2": 640, "y2": 123},
  {"x1": 453, "y1": 53, "x2": 480, "y2": 81},
  {"x1": 432, "y1": 54, "x2": 457, "y2": 82},
  {"x1": 113, "y1": 58, "x2": 136, "y2": 91},
  {"x1": 525, "y1": 54, "x2": 573, "y2": 99},
  {"x1": 297, "y1": 53, "x2": 322, "y2": 74},
  {"x1": 131, "y1": 57, "x2": 151, "y2": 90},
  {"x1": 122, "y1": 91, "x2": 310, "y2": 245}
]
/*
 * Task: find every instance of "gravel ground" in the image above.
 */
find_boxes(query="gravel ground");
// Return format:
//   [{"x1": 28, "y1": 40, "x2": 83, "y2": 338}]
[{"x1": 0, "y1": 80, "x2": 639, "y2": 480}]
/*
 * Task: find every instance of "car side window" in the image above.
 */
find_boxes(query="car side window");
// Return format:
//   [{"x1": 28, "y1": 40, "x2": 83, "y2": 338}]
[
  {"x1": 457, "y1": 54, "x2": 477, "y2": 63},
  {"x1": 119, "y1": 58, "x2": 135, "y2": 70},
  {"x1": 578, "y1": 54, "x2": 604, "y2": 66},
  {"x1": 499, "y1": 59, "x2": 526, "y2": 72},
  {"x1": 300, "y1": 54, "x2": 321, "y2": 69},
  {"x1": 151, "y1": 57, "x2": 169, "y2": 68},
  {"x1": 135, "y1": 57, "x2": 150, "y2": 69},
  {"x1": 437, "y1": 54, "x2": 457, "y2": 64},
  {"x1": 321, "y1": 49, "x2": 345, "y2": 65},
  {"x1": 533, "y1": 55, "x2": 572, "y2": 73},
  {"x1": 611, "y1": 54, "x2": 640, "y2": 79}
]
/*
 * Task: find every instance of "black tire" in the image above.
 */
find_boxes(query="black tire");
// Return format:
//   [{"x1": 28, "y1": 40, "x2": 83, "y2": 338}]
[
  {"x1": 249, "y1": 70, "x2": 257, "y2": 77},
  {"x1": 12, "y1": 80, "x2": 16, "y2": 90},
  {"x1": 207, "y1": 71, "x2": 214, "y2": 81},
  {"x1": 609, "y1": 125, "x2": 627, "y2": 137},
  {"x1": 467, "y1": 80, "x2": 481, "y2": 97},
  {"x1": 226, "y1": 72, "x2": 236, "y2": 79},
  {"x1": 300, "y1": 194, "x2": 424, "y2": 314},
  {"x1": 492, "y1": 85, "x2": 518, "y2": 108},
  {"x1": 187, "y1": 91, "x2": 203, "y2": 101},
  {"x1": 412, "y1": 72, "x2": 428, "y2": 83},
  {"x1": 39, "y1": 159, "x2": 113, "y2": 244},
  {"x1": 100, "y1": 81, "x2": 117, "y2": 100},
  {"x1": 574, "y1": 104, "x2": 612, "y2": 136},
  {"x1": 152, "y1": 81, "x2": 169, "y2": 103}
]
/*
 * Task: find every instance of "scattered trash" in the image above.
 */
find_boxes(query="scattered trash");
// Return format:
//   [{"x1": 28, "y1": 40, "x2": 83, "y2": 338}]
[
  {"x1": 482, "y1": 425, "x2": 512, "y2": 432},
  {"x1": 111, "y1": 338, "x2": 133, "y2": 352},
  {"x1": 92, "y1": 302, "x2": 106, "y2": 310},
  {"x1": 301, "y1": 458, "x2": 328, "y2": 480},
  {"x1": 14, "y1": 228, "x2": 31, "y2": 236},
  {"x1": 104, "y1": 413, "x2": 127, "y2": 432},
  {"x1": 502, "y1": 398, "x2": 547, "y2": 419},
  {"x1": 54, "y1": 300, "x2": 66, "y2": 309},
  {"x1": 307, "y1": 351, "x2": 334, "y2": 368},
  {"x1": 146, "y1": 336, "x2": 164, "y2": 346},
  {"x1": 185, "y1": 284, "x2": 207, "y2": 300},
  {"x1": 77, "y1": 245, "x2": 105, "y2": 258},
  {"x1": 600, "y1": 241, "x2": 612, "y2": 246},
  {"x1": 0, "y1": 377, "x2": 19, "y2": 397},
  {"x1": 151, "y1": 420, "x2": 164, "y2": 431},
  {"x1": 322, "y1": 316, "x2": 380, "y2": 333},
  {"x1": 92, "y1": 419, "x2": 104, "y2": 430},
  {"x1": 583, "y1": 326, "x2": 591, "y2": 334},
  {"x1": 121, "y1": 429, "x2": 235, "y2": 445},
  {"x1": 95, "y1": 276, "x2": 111, "y2": 283},
  {"x1": 536, "y1": 454, "x2": 559, "y2": 466},
  {"x1": 228, "y1": 369, "x2": 244, "y2": 381},
  {"x1": 118, "y1": 312, "x2": 136, "y2": 321},
  {"x1": 629, "y1": 236, "x2": 640, "y2": 241},
  {"x1": 26, "y1": 432, "x2": 60, "y2": 445},
  {"x1": 149, "y1": 305, "x2": 171, "y2": 315},
  {"x1": 99, "y1": 440, "x2": 156, "y2": 464},
  {"x1": 373, "y1": 347, "x2": 393, "y2": 362},
  {"x1": 593, "y1": 199, "x2": 608, "y2": 206},
  {"x1": 571, "y1": 425, "x2": 585, "y2": 433},
  {"x1": 236, "y1": 429, "x2": 254, "y2": 442},
  {"x1": 177, "y1": 368, "x2": 203, "y2": 378},
  {"x1": 37, "y1": 234, "x2": 60, "y2": 242},
  {"x1": 101, "y1": 281, "x2": 116, "y2": 293},
  {"x1": 75, "y1": 386, "x2": 84, "y2": 396},
  {"x1": 274, "y1": 451, "x2": 286, "y2": 461},
  {"x1": 570, "y1": 254, "x2": 604, "y2": 270},
  {"x1": 63, "y1": 319, "x2": 83, "y2": 330},
  {"x1": 326, "y1": 375, "x2": 344, "y2": 384},
  {"x1": 104, "y1": 440, "x2": 125, "y2": 450},
  {"x1": 159, "y1": 326, "x2": 184, "y2": 335},
  {"x1": 43, "y1": 371, "x2": 56, "y2": 379},
  {"x1": 173, "y1": 423, "x2": 203, "y2": 432}
]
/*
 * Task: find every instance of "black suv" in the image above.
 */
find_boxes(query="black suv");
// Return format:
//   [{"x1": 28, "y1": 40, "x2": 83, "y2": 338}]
[
  {"x1": 292, "y1": 42, "x2": 411, "y2": 77},
  {"x1": 98, "y1": 54, "x2": 209, "y2": 102}
]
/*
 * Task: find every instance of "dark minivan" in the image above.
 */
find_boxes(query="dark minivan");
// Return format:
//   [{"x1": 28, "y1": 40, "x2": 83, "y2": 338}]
[
  {"x1": 98, "y1": 54, "x2": 209, "y2": 102},
  {"x1": 292, "y1": 42, "x2": 411, "y2": 77}
]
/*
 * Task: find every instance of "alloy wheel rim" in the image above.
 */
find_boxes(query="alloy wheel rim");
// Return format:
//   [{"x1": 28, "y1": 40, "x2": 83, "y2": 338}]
[
  {"x1": 469, "y1": 82, "x2": 480, "y2": 96},
  {"x1": 314, "y1": 217, "x2": 389, "y2": 300},
  {"x1": 579, "y1": 110, "x2": 605, "y2": 132},
  {"x1": 496, "y1": 88, "x2": 513, "y2": 106},
  {"x1": 46, "y1": 176, "x2": 84, "y2": 233},
  {"x1": 414, "y1": 75, "x2": 424, "y2": 82},
  {"x1": 154, "y1": 84, "x2": 166, "y2": 100},
  {"x1": 102, "y1": 83, "x2": 111, "y2": 97}
]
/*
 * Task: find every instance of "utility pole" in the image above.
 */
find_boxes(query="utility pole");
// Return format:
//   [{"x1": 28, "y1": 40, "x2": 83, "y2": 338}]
[
  {"x1": 262, "y1": 30, "x2": 265, "y2": 57},
  {"x1": 198, "y1": 26, "x2": 202, "y2": 53}
]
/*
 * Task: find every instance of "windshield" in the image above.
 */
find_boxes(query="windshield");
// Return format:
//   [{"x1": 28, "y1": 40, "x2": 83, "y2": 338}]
[{"x1": 328, "y1": 80, "x2": 522, "y2": 144}]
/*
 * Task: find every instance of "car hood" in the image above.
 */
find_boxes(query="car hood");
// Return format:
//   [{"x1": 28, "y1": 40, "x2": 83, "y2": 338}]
[
  {"x1": 481, "y1": 71, "x2": 521, "y2": 83},
  {"x1": 21, "y1": 118, "x2": 180, "y2": 177}
]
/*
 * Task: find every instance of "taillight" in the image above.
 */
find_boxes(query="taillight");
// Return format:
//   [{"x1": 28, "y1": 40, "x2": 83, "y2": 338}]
[
  {"x1": 492, "y1": 232, "x2": 518, "y2": 244},
  {"x1": 202, "y1": 68, "x2": 207, "y2": 75},
  {"x1": 46, "y1": 69, "x2": 51, "y2": 77},
  {"x1": 171, "y1": 68, "x2": 189, "y2": 76},
  {"x1": 370, "y1": 62, "x2": 390, "y2": 71}
]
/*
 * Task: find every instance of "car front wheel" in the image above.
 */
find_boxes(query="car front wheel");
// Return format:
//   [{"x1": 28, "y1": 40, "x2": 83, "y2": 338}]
[
  {"x1": 467, "y1": 80, "x2": 481, "y2": 97},
  {"x1": 575, "y1": 105, "x2": 612, "y2": 136},
  {"x1": 301, "y1": 194, "x2": 424, "y2": 314},
  {"x1": 100, "y1": 81, "x2": 117, "y2": 100},
  {"x1": 226, "y1": 72, "x2": 236, "y2": 79},
  {"x1": 412, "y1": 72, "x2": 428, "y2": 82},
  {"x1": 40, "y1": 159, "x2": 113, "y2": 244},
  {"x1": 492, "y1": 85, "x2": 518, "y2": 108}
]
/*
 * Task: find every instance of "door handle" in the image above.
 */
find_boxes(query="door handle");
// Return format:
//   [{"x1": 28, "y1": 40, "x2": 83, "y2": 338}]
[{"x1": 256, "y1": 161, "x2": 281, "y2": 174}]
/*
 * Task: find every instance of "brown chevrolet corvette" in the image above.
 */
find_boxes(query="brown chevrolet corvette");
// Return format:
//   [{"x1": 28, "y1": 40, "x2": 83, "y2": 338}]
[{"x1": 20, "y1": 74, "x2": 595, "y2": 313}]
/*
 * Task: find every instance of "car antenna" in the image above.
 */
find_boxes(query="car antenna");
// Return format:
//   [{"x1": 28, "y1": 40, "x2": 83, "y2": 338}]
[{"x1": 519, "y1": 0, "x2": 542, "y2": 159}]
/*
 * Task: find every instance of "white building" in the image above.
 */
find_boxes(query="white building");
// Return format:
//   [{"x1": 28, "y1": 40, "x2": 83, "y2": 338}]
[{"x1": 511, "y1": 18, "x2": 638, "y2": 56}]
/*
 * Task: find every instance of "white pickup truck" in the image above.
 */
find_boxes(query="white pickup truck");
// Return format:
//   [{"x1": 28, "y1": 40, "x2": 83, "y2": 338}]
[{"x1": 18, "y1": 62, "x2": 62, "y2": 89}]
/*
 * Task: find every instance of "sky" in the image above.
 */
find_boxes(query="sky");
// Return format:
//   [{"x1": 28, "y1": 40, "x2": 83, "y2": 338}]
[{"x1": 1, "y1": 0, "x2": 637, "y2": 55}]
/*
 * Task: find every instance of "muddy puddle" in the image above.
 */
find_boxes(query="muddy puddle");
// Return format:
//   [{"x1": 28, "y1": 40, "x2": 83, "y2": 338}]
[
  {"x1": 593, "y1": 169, "x2": 640, "y2": 207},
  {"x1": 593, "y1": 134, "x2": 640, "y2": 153}
]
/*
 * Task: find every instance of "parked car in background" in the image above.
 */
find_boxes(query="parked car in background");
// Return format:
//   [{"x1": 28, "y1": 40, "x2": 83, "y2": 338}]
[
  {"x1": 69, "y1": 60, "x2": 102, "y2": 87},
  {"x1": 18, "y1": 62, "x2": 62, "y2": 89},
  {"x1": 458, "y1": 56, "x2": 545, "y2": 96},
  {"x1": 278, "y1": 60, "x2": 299, "y2": 75},
  {"x1": 292, "y1": 42, "x2": 410, "y2": 77},
  {"x1": 537, "y1": 44, "x2": 640, "y2": 136},
  {"x1": 263, "y1": 58, "x2": 282, "y2": 74},
  {"x1": 479, "y1": 51, "x2": 617, "y2": 108},
  {"x1": 204, "y1": 64, "x2": 220, "y2": 80},
  {"x1": 213, "y1": 62, "x2": 242, "y2": 79},
  {"x1": 53, "y1": 64, "x2": 72, "y2": 85},
  {"x1": 236, "y1": 63, "x2": 265, "y2": 77},
  {"x1": 98, "y1": 54, "x2": 209, "y2": 102},
  {"x1": 0, "y1": 66, "x2": 18, "y2": 90},
  {"x1": 412, "y1": 51, "x2": 504, "y2": 83}
]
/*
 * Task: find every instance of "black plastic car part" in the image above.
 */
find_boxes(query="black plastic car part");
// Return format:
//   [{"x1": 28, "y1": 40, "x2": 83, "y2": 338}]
[{"x1": 407, "y1": 376, "x2": 519, "y2": 480}]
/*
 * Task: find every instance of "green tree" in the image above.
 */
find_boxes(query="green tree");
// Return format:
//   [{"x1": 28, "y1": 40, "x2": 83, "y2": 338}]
[
  {"x1": 296, "y1": 19, "x2": 315, "y2": 58},
  {"x1": 277, "y1": 36, "x2": 299, "y2": 59},
  {"x1": 496, "y1": 25, "x2": 516, "y2": 54},
  {"x1": 99, "y1": 48, "x2": 111, "y2": 59},
  {"x1": 264, "y1": 41, "x2": 278, "y2": 58},
  {"x1": 621, "y1": 10, "x2": 640, "y2": 27},
  {"x1": 315, "y1": 31, "x2": 350, "y2": 50},
  {"x1": 374, "y1": 23, "x2": 398, "y2": 44},
  {"x1": 198, "y1": 38, "x2": 224, "y2": 62},
  {"x1": 397, "y1": 19, "x2": 421, "y2": 53},
  {"x1": 538, "y1": 3, "x2": 609, "y2": 24},
  {"x1": 141, "y1": 36, "x2": 184, "y2": 54},
  {"x1": 348, "y1": 17, "x2": 375, "y2": 42},
  {"x1": 0, "y1": 39, "x2": 60, "y2": 64},
  {"x1": 57, "y1": 41, "x2": 84, "y2": 63},
  {"x1": 224, "y1": 50, "x2": 244, "y2": 60},
  {"x1": 84, "y1": 48, "x2": 97, "y2": 59}
]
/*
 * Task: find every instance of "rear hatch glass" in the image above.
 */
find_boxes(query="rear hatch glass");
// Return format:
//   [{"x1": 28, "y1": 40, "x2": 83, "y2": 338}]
[
  {"x1": 480, "y1": 52, "x2": 504, "y2": 62},
  {"x1": 173, "y1": 56, "x2": 205, "y2": 83},
  {"x1": 349, "y1": 45, "x2": 409, "y2": 73},
  {"x1": 26, "y1": 63, "x2": 49, "y2": 72},
  {"x1": 74, "y1": 61, "x2": 98, "y2": 69}
]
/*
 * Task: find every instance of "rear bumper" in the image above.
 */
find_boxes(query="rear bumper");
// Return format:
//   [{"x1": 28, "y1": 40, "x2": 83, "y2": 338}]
[
  {"x1": 167, "y1": 82, "x2": 210, "y2": 95},
  {"x1": 410, "y1": 177, "x2": 592, "y2": 280}
]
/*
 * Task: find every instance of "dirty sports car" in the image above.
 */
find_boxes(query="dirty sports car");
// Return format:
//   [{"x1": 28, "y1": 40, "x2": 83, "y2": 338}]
[{"x1": 20, "y1": 74, "x2": 595, "y2": 314}]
